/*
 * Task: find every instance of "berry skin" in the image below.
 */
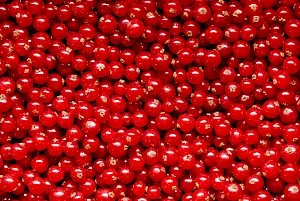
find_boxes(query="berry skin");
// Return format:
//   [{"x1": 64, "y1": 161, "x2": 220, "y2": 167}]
[
  {"x1": 1, "y1": 174, "x2": 18, "y2": 192},
  {"x1": 224, "y1": 182, "x2": 243, "y2": 200},
  {"x1": 177, "y1": 113, "x2": 195, "y2": 132},
  {"x1": 0, "y1": 1, "x2": 299, "y2": 200}
]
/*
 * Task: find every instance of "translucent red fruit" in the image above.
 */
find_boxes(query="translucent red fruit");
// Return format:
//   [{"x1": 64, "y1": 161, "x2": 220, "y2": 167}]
[
  {"x1": 126, "y1": 19, "x2": 145, "y2": 38},
  {"x1": 177, "y1": 113, "x2": 195, "y2": 132}
]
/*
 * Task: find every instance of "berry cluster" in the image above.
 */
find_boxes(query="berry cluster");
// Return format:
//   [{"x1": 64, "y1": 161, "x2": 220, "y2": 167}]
[{"x1": 0, "y1": 0, "x2": 300, "y2": 200}]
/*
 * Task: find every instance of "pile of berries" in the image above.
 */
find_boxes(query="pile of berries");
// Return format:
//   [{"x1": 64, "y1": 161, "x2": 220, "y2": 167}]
[{"x1": 0, "y1": 0, "x2": 300, "y2": 200}]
